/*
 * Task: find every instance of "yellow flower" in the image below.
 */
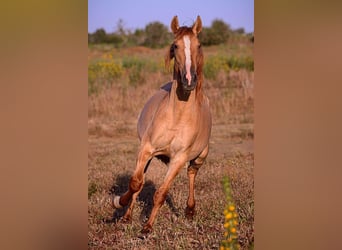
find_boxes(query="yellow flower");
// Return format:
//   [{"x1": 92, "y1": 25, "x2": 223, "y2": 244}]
[
  {"x1": 220, "y1": 246, "x2": 225, "y2": 250},
  {"x1": 224, "y1": 222, "x2": 229, "y2": 228},
  {"x1": 228, "y1": 205, "x2": 235, "y2": 211},
  {"x1": 225, "y1": 212, "x2": 233, "y2": 219},
  {"x1": 224, "y1": 231, "x2": 228, "y2": 237},
  {"x1": 233, "y1": 212, "x2": 238, "y2": 218},
  {"x1": 233, "y1": 219, "x2": 238, "y2": 226},
  {"x1": 230, "y1": 227, "x2": 237, "y2": 233}
]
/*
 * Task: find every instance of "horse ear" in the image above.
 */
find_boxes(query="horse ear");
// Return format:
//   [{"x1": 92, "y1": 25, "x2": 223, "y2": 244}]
[
  {"x1": 192, "y1": 15, "x2": 202, "y2": 35},
  {"x1": 171, "y1": 16, "x2": 179, "y2": 34}
]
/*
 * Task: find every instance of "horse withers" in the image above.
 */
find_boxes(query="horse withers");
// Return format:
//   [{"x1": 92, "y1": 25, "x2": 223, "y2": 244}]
[{"x1": 113, "y1": 15, "x2": 212, "y2": 234}]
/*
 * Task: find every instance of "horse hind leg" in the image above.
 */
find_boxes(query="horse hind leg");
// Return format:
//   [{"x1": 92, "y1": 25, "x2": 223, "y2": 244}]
[
  {"x1": 185, "y1": 145, "x2": 209, "y2": 219},
  {"x1": 185, "y1": 165, "x2": 198, "y2": 219}
]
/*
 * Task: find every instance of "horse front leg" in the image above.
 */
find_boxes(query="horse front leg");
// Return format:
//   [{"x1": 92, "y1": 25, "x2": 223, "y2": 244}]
[
  {"x1": 185, "y1": 145, "x2": 209, "y2": 219},
  {"x1": 141, "y1": 156, "x2": 187, "y2": 234},
  {"x1": 121, "y1": 159, "x2": 152, "y2": 222},
  {"x1": 113, "y1": 144, "x2": 152, "y2": 211}
]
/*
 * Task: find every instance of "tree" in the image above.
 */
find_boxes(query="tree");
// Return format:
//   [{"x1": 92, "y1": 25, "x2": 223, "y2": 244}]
[
  {"x1": 200, "y1": 19, "x2": 231, "y2": 46},
  {"x1": 211, "y1": 19, "x2": 231, "y2": 43},
  {"x1": 116, "y1": 19, "x2": 126, "y2": 36},
  {"x1": 234, "y1": 27, "x2": 245, "y2": 35},
  {"x1": 92, "y1": 28, "x2": 107, "y2": 43},
  {"x1": 128, "y1": 29, "x2": 146, "y2": 46},
  {"x1": 143, "y1": 21, "x2": 171, "y2": 48}
]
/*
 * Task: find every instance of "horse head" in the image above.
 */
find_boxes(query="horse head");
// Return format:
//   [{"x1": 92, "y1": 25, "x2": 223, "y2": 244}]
[{"x1": 166, "y1": 16, "x2": 204, "y2": 93}]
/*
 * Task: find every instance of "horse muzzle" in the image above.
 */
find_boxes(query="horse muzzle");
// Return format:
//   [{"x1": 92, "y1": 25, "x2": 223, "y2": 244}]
[{"x1": 181, "y1": 71, "x2": 197, "y2": 91}]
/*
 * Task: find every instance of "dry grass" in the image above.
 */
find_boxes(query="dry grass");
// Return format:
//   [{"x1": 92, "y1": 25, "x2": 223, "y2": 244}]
[{"x1": 88, "y1": 40, "x2": 254, "y2": 249}]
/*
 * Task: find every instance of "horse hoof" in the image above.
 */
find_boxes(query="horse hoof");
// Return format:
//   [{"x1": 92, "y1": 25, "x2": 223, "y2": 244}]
[
  {"x1": 121, "y1": 216, "x2": 132, "y2": 224},
  {"x1": 141, "y1": 225, "x2": 153, "y2": 234},
  {"x1": 112, "y1": 196, "x2": 123, "y2": 209},
  {"x1": 185, "y1": 207, "x2": 195, "y2": 220}
]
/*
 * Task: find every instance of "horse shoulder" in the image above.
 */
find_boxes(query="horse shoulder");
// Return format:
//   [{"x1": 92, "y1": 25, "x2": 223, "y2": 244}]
[{"x1": 137, "y1": 86, "x2": 170, "y2": 140}]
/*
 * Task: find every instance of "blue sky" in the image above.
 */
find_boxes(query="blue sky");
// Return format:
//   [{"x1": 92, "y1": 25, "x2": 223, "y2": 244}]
[{"x1": 88, "y1": 0, "x2": 254, "y2": 33}]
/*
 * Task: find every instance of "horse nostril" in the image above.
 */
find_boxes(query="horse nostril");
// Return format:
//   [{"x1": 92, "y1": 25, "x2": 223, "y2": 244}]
[
  {"x1": 193, "y1": 74, "x2": 197, "y2": 82},
  {"x1": 182, "y1": 73, "x2": 187, "y2": 82}
]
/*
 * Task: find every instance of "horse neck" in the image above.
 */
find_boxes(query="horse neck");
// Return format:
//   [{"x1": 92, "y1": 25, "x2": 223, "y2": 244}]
[
  {"x1": 171, "y1": 67, "x2": 204, "y2": 103},
  {"x1": 167, "y1": 79, "x2": 200, "y2": 120}
]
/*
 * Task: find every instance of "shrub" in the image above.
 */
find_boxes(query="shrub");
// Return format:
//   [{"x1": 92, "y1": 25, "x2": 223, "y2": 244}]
[
  {"x1": 227, "y1": 56, "x2": 254, "y2": 71},
  {"x1": 143, "y1": 21, "x2": 171, "y2": 48},
  {"x1": 122, "y1": 56, "x2": 163, "y2": 85},
  {"x1": 204, "y1": 55, "x2": 230, "y2": 79},
  {"x1": 88, "y1": 56, "x2": 123, "y2": 95},
  {"x1": 200, "y1": 19, "x2": 231, "y2": 46},
  {"x1": 203, "y1": 55, "x2": 254, "y2": 80}
]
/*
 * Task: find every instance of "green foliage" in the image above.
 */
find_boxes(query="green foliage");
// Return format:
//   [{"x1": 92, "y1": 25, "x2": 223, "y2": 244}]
[
  {"x1": 88, "y1": 28, "x2": 124, "y2": 46},
  {"x1": 88, "y1": 18, "x2": 252, "y2": 48},
  {"x1": 88, "y1": 56, "x2": 123, "y2": 95},
  {"x1": 122, "y1": 57, "x2": 160, "y2": 85},
  {"x1": 91, "y1": 28, "x2": 107, "y2": 43},
  {"x1": 127, "y1": 28, "x2": 146, "y2": 46},
  {"x1": 234, "y1": 28, "x2": 245, "y2": 34},
  {"x1": 204, "y1": 55, "x2": 254, "y2": 79},
  {"x1": 227, "y1": 56, "x2": 254, "y2": 71},
  {"x1": 143, "y1": 21, "x2": 171, "y2": 48},
  {"x1": 204, "y1": 55, "x2": 230, "y2": 79},
  {"x1": 200, "y1": 19, "x2": 231, "y2": 46}
]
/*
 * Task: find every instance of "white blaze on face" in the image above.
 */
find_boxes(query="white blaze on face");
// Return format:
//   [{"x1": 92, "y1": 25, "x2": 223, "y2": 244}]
[{"x1": 183, "y1": 35, "x2": 192, "y2": 85}]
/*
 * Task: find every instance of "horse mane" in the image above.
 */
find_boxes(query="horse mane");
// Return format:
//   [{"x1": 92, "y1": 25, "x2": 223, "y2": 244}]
[{"x1": 165, "y1": 26, "x2": 204, "y2": 102}]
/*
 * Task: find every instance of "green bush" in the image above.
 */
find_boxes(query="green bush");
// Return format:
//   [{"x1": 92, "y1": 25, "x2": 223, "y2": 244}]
[
  {"x1": 200, "y1": 19, "x2": 231, "y2": 46},
  {"x1": 227, "y1": 56, "x2": 254, "y2": 71},
  {"x1": 88, "y1": 58, "x2": 123, "y2": 95},
  {"x1": 122, "y1": 57, "x2": 160, "y2": 85},
  {"x1": 204, "y1": 55, "x2": 254, "y2": 80},
  {"x1": 204, "y1": 55, "x2": 230, "y2": 79},
  {"x1": 143, "y1": 21, "x2": 171, "y2": 48}
]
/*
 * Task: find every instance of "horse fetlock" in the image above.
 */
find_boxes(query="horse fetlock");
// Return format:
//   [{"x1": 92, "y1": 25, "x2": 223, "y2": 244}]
[
  {"x1": 121, "y1": 215, "x2": 132, "y2": 224},
  {"x1": 141, "y1": 224, "x2": 153, "y2": 234},
  {"x1": 112, "y1": 195, "x2": 123, "y2": 209}
]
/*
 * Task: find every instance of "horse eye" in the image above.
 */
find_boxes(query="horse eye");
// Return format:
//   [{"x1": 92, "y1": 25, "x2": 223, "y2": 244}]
[
  {"x1": 174, "y1": 44, "x2": 178, "y2": 49},
  {"x1": 198, "y1": 44, "x2": 201, "y2": 49}
]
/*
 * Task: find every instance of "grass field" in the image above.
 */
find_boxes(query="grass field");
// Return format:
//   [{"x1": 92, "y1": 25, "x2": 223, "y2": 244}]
[{"x1": 88, "y1": 36, "x2": 254, "y2": 249}]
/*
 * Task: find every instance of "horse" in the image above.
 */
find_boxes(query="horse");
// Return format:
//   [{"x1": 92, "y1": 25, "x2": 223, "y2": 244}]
[{"x1": 112, "y1": 15, "x2": 212, "y2": 234}]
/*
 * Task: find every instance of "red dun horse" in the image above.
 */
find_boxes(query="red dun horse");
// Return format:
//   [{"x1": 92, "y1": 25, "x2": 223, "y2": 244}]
[{"x1": 113, "y1": 15, "x2": 212, "y2": 234}]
